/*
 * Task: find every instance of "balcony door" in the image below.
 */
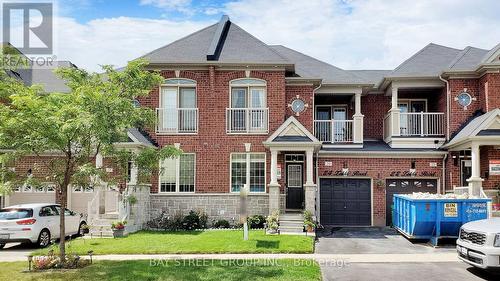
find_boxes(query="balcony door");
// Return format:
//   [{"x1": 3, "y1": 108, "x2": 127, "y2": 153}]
[
  {"x1": 161, "y1": 87, "x2": 196, "y2": 132},
  {"x1": 230, "y1": 86, "x2": 266, "y2": 131},
  {"x1": 398, "y1": 100, "x2": 427, "y2": 136}
]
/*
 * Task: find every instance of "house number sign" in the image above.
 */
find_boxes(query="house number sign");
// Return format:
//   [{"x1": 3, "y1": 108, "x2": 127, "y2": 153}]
[{"x1": 322, "y1": 170, "x2": 368, "y2": 176}]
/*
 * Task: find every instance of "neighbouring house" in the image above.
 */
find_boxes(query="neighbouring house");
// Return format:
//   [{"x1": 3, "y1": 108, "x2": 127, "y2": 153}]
[{"x1": 3, "y1": 16, "x2": 500, "y2": 232}]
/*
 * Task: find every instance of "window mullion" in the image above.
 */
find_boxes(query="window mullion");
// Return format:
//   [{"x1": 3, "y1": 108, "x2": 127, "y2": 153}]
[{"x1": 176, "y1": 156, "x2": 181, "y2": 192}]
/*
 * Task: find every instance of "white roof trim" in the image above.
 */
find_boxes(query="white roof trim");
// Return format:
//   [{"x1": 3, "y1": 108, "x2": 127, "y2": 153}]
[
  {"x1": 444, "y1": 108, "x2": 500, "y2": 148},
  {"x1": 265, "y1": 116, "x2": 320, "y2": 144}
]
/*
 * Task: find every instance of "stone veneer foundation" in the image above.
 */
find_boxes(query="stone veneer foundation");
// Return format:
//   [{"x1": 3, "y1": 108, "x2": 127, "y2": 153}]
[{"x1": 150, "y1": 194, "x2": 286, "y2": 223}]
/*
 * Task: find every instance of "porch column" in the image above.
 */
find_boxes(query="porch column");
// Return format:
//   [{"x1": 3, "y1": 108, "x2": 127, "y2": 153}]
[
  {"x1": 268, "y1": 149, "x2": 281, "y2": 214},
  {"x1": 304, "y1": 149, "x2": 316, "y2": 215},
  {"x1": 353, "y1": 92, "x2": 364, "y2": 144},
  {"x1": 467, "y1": 142, "x2": 484, "y2": 197},
  {"x1": 390, "y1": 86, "x2": 401, "y2": 136}
]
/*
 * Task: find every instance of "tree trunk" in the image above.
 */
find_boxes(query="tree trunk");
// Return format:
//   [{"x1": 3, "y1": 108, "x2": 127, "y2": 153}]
[{"x1": 59, "y1": 185, "x2": 67, "y2": 263}]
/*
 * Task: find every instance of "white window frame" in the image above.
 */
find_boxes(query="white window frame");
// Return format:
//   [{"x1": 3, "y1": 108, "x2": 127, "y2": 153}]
[
  {"x1": 158, "y1": 153, "x2": 196, "y2": 193},
  {"x1": 158, "y1": 78, "x2": 198, "y2": 135},
  {"x1": 229, "y1": 78, "x2": 267, "y2": 109},
  {"x1": 397, "y1": 99, "x2": 428, "y2": 112},
  {"x1": 229, "y1": 152, "x2": 267, "y2": 194},
  {"x1": 22, "y1": 184, "x2": 32, "y2": 193}
]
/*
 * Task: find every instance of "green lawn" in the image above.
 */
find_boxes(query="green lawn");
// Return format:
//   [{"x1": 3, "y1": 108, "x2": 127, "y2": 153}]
[
  {"x1": 0, "y1": 260, "x2": 321, "y2": 281},
  {"x1": 34, "y1": 230, "x2": 314, "y2": 255}
]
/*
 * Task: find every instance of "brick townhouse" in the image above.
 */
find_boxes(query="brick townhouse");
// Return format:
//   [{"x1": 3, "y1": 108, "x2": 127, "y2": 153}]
[{"x1": 3, "y1": 16, "x2": 500, "y2": 228}]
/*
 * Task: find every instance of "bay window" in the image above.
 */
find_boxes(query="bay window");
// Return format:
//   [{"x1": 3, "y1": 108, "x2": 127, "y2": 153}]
[
  {"x1": 231, "y1": 153, "x2": 266, "y2": 193},
  {"x1": 157, "y1": 79, "x2": 198, "y2": 134},
  {"x1": 160, "y1": 154, "x2": 195, "y2": 193}
]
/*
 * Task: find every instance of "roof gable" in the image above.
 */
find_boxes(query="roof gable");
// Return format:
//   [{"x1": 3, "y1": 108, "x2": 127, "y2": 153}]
[
  {"x1": 265, "y1": 116, "x2": 320, "y2": 144},
  {"x1": 445, "y1": 109, "x2": 500, "y2": 148},
  {"x1": 140, "y1": 16, "x2": 289, "y2": 65}
]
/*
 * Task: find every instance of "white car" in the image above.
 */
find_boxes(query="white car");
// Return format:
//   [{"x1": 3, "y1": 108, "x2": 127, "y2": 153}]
[
  {"x1": 457, "y1": 218, "x2": 500, "y2": 269},
  {"x1": 0, "y1": 203, "x2": 88, "y2": 248}
]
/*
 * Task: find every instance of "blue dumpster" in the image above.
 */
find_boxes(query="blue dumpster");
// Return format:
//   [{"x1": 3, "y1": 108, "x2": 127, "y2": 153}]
[{"x1": 392, "y1": 194, "x2": 490, "y2": 246}]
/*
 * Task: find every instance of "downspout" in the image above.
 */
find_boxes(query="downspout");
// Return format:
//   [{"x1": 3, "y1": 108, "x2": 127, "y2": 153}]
[
  {"x1": 315, "y1": 151, "x2": 320, "y2": 224},
  {"x1": 439, "y1": 75, "x2": 450, "y2": 140},
  {"x1": 442, "y1": 153, "x2": 448, "y2": 194}
]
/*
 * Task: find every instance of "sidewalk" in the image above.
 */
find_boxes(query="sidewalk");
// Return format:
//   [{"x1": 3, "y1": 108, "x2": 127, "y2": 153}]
[{"x1": 0, "y1": 252, "x2": 460, "y2": 263}]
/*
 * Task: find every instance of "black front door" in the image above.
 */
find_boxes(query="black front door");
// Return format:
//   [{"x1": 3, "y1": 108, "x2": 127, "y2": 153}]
[
  {"x1": 286, "y1": 163, "x2": 304, "y2": 209},
  {"x1": 385, "y1": 179, "x2": 438, "y2": 226}
]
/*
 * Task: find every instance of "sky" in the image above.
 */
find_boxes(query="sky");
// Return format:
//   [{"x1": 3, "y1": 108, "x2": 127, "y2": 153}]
[{"x1": 3, "y1": 0, "x2": 500, "y2": 71}]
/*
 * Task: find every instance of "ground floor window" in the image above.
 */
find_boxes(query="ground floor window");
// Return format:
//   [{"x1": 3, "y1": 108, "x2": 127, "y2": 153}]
[
  {"x1": 160, "y1": 154, "x2": 195, "y2": 193},
  {"x1": 231, "y1": 153, "x2": 266, "y2": 193}
]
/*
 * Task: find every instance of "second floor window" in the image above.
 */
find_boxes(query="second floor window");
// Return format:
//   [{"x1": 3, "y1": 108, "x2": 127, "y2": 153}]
[
  {"x1": 157, "y1": 79, "x2": 198, "y2": 134},
  {"x1": 227, "y1": 78, "x2": 268, "y2": 133}
]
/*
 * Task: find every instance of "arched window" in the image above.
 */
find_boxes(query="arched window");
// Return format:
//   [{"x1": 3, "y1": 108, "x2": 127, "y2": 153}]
[
  {"x1": 158, "y1": 78, "x2": 198, "y2": 134},
  {"x1": 227, "y1": 78, "x2": 268, "y2": 133},
  {"x1": 229, "y1": 78, "x2": 267, "y2": 109}
]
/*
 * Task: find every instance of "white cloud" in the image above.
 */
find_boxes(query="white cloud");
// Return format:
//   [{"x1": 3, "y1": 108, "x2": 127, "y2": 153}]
[
  {"x1": 51, "y1": 16, "x2": 210, "y2": 71},
  {"x1": 139, "y1": 0, "x2": 193, "y2": 14},
  {"x1": 223, "y1": 0, "x2": 500, "y2": 70},
  {"x1": 4, "y1": 0, "x2": 499, "y2": 72}
]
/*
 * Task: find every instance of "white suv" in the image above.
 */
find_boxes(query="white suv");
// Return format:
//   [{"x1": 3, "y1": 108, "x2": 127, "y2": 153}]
[
  {"x1": 0, "y1": 203, "x2": 87, "y2": 248},
  {"x1": 457, "y1": 218, "x2": 500, "y2": 269}
]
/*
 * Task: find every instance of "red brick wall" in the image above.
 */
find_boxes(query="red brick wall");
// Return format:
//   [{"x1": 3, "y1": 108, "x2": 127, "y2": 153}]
[
  {"x1": 448, "y1": 79, "x2": 482, "y2": 136},
  {"x1": 480, "y1": 146, "x2": 500, "y2": 189},
  {"x1": 317, "y1": 157, "x2": 444, "y2": 226},
  {"x1": 138, "y1": 69, "x2": 290, "y2": 193},
  {"x1": 362, "y1": 94, "x2": 391, "y2": 139},
  {"x1": 285, "y1": 85, "x2": 314, "y2": 132},
  {"x1": 480, "y1": 73, "x2": 500, "y2": 111}
]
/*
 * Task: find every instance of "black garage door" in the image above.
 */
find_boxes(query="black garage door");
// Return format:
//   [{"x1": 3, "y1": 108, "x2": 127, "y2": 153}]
[
  {"x1": 386, "y1": 179, "x2": 438, "y2": 226},
  {"x1": 320, "y1": 178, "x2": 371, "y2": 226}
]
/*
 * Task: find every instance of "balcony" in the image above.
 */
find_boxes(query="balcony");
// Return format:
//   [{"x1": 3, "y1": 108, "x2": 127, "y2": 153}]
[
  {"x1": 156, "y1": 108, "x2": 198, "y2": 134},
  {"x1": 226, "y1": 108, "x2": 269, "y2": 134},
  {"x1": 314, "y1": 120, "x2": 354, "y2": 143},
  {"x1": 384, "y1": 111, "x2": 445, "y2": 148}
]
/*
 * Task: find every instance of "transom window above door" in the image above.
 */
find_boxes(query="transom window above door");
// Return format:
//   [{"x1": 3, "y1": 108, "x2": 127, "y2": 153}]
[
  {"x1": 227, "y1": 79, "x2": 269, "y2": 134},
  {"x1": 156, "y1": 78, "x2": 198, "y2": 134}
]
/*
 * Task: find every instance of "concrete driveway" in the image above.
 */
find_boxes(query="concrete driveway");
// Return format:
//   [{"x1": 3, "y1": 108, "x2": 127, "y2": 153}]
[
  {"x1": 315, "y1": 227, "x2": 455, "y2": 254},
  {"x1": 0, "y1": 243, "x2": 37, "y2": 261}
]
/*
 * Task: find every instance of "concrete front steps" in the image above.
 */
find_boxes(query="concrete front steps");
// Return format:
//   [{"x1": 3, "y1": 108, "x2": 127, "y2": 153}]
[
  {"x1": 279, "y1": 213, "x2": 305, "y2": 235},
  {"x1": 89, "y1": 212, "x2": 119, "y2": 238}
]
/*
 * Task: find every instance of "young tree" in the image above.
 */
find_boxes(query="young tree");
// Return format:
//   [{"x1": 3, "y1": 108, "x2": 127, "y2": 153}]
[{"x1": 0, "y1": 58, "x2": 180, "y2": 262}]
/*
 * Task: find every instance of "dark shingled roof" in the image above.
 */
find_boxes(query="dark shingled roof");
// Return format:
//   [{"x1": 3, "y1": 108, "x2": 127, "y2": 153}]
[
  {"x1": 321, "y1": 140, "x2": 444, "y2": 152},
  {"x1": 390, "y1": 43, "x2": 462, "y2": 77},
  {"x1": 273, "y1": 136, "x2": 312, "y2": 142},
  {"x1": 140, "y1": 18, "x2": 289, "y2": 65},
  {"x1": 268, "y1": 45, "x2": 367, "y2": 85}
]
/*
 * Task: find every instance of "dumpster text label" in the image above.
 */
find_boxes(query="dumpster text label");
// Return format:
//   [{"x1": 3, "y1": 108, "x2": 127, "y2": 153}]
[{"x1": 444, "y1": 203, "x2": 458, "y2": 217}]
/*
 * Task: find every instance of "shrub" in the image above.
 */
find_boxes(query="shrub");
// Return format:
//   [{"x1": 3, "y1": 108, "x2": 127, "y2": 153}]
[
  {"x1": 170, "y1": 212, "x2": 184, "y2": 230},
  {"x1": 247, "y1": 215, "x2": 266, "y2": 229},
  {"x1": 213, "y1": 219, "x2": 231, "y2": 229},
  {"x1": 111, "y1": 220, "x2": 127, "y2": 230},
  {"x1": 198, "y1": 210, "x2": 208, "y2": 229},
  {"x1": 182, "y1": 210, "x2": 202, "y2": 230},
  {"x1": 266, "y1": 211, "x2": 280, "y2": 232}
]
